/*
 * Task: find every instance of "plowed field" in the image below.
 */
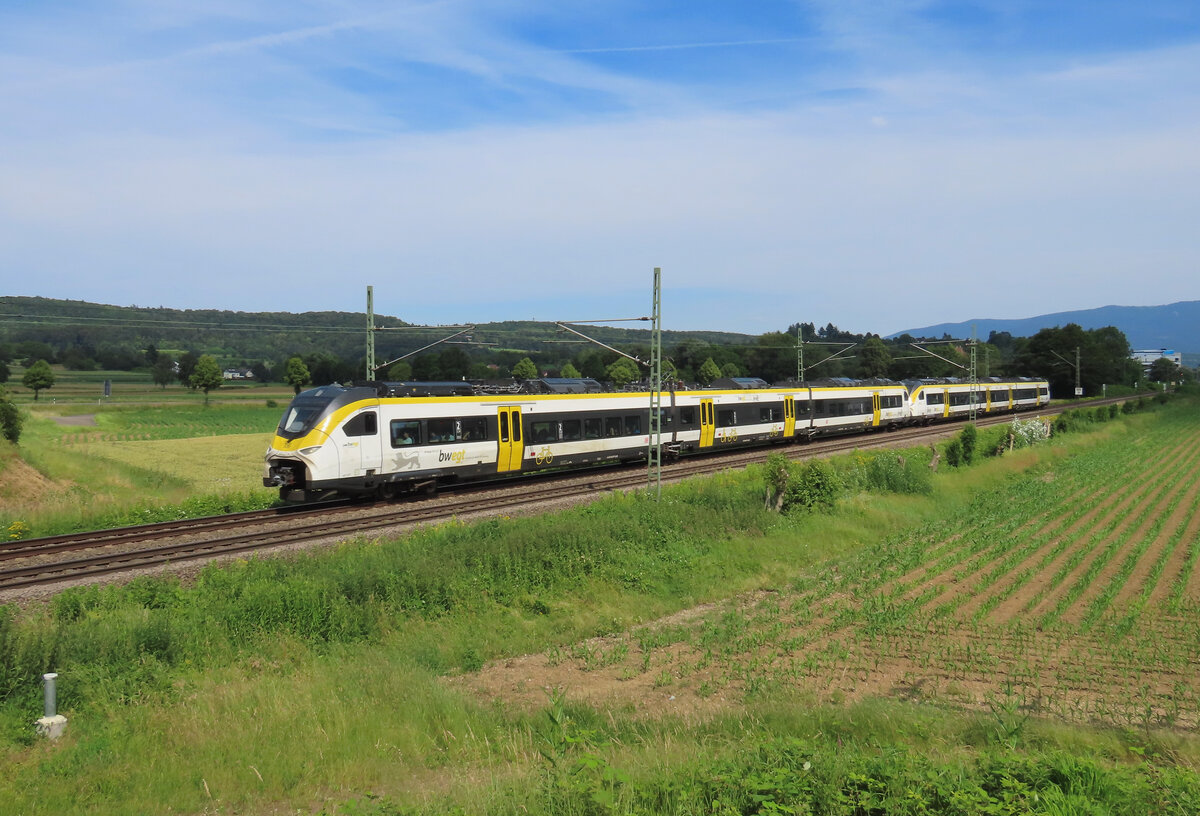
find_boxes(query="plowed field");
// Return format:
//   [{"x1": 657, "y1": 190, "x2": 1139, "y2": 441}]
[{"x1": 465, "y1": 410, "x2": 1200, "y2": 730}]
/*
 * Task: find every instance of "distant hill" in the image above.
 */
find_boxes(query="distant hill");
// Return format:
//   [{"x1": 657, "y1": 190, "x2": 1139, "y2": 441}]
[{"x1": 890, "y1": 300, "x2": 1200, "y2": 355}]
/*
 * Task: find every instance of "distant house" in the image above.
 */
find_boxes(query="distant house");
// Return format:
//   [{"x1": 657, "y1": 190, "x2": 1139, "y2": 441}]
[
  {"x1": 1131, "y1": 349, "x2": 1182, "y2": 373},
  {"x1": 222, "y1": 368, "x2": 255, "y2": 380}
]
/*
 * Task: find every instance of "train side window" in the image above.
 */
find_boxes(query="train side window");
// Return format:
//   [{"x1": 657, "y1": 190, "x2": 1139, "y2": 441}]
[
  {"x1": 459, "y1": 417, "x2": 487, "y2": 441},
  {"x1": 427, "y1": 418, "x2": 454, "y2": 443},
  {"x1": 796, "y1": 400, "x2": 812, "y2": 417},
  {"x1": 390, "y1": 420, "x2": 421, "y2": 447},
  {"x1": 531, "y1": 421, "x2": 557, "y2": 443},
  {"x1": 717, "y1": 409, "x2": 735, "y2": 426},
  {"x1": 562, "y1": 419, "x2": 582, "y2": 441},
  {"x1": 605, "y1": 417, "x2": 622, "y2": 437},
  {"x1": 624, "y1": 415, "x2": 642, "y2": 435},
  {"x1": 344, "y1": 412, "x2": 377, "y2": 437},
  {"x1": 679, "y1": 406, "x2": 696, "y2": 426},
  {"x1": 658, "y1": 408, "x2": 672, "y2": 427},
  {"x1": 584, "y1": 418, "x2": 603, "y2": 439}
]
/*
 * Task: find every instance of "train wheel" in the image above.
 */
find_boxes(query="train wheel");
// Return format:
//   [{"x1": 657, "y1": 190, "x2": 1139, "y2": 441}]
[{"x1": 378, "y1": 482, "x2": 399, "y2": 501}]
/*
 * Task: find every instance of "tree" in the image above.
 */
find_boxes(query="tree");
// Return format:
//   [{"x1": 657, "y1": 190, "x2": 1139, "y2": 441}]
[
  {"x1": 511, "y1": 357, "x2": 538, "y2": 379},
  {"x1": 284, "y1": 356, "x2": 312, "y2": 395},
  {"x1": 697, "y1": 357, "x2": 722, "y2": 385},
  {"x1": 189, "y1": 355, "x2": 223, "y2": 403},
  {"x1": 1011, "y1": 323, "x2": 1138, "y2": 398},
  {"x1": 0, "y1": 361, "x2": 8, "y2": 384},
  {"x1": 411, "y1": 354, "x2": 442, "y2": 380},
  {"x1": 721, "y1": 361, "x2": 742, "y2": 378},
  {"x1": 386, "y1": 360, "x2": 413, "y2": 380},
  {"x1": 605, "y1": 358, "x2": 641, "y2": 387},
  {"x1": 151, "y1": 356, "x2": 175, "y2": 389},
  {"x1": 250, "y1": 361, "x2": 272, "y2": 383},
  {"x1": 439, "y1": 348, "x2": 471, "y2": 380},
  {"x1": 1148, "y1": 357, "x2": 1181, "y2": 383},
  {"x1": 22, "y1": 359, "x2": 55, "y2": 401},
  {"x1": 177, "y1": 351, "x2": 200, "y2": 387},
  {"x1": 860, "y1": 337, "x2": 892, "y2": 378},
  {"x1": 0, "y1": 394, "x2": 21, "y2": 443},
  {"x1": 559, "y1": 362, "x2": 582, "y2": 378}
]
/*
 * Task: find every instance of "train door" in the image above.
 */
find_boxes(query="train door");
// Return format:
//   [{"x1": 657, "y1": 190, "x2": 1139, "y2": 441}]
[
  {"x1": 784, "y1": 396, "x2": 795, "y2": 438},
  {"x1": 360, "y1": 411, "x2": 382, "y2": 475},
  {"x1": 496, "y1": 406, "x2": 523, "y2": 472},
  {"x1": 871, "y1": 393, "x2": 881, "y2": 427},
  {"x1": 699, "y1": 399, "x2": 715, "y2": 448},
  {"x1": 942, "y1": 389, "x2": 951, "y2": 419}
]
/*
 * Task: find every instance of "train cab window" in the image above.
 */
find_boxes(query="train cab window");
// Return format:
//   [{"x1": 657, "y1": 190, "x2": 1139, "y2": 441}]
[
  {"x1": 344, "y1": 412, "x2": 377, "y2": 437},
  {"x1": 531, "y1": 421, "x2": 557, "y2": 443},
  {"x1": 390, "y1": 420, "x2": 421, "y2": 447},
  {"x1": 562, "y1": 419, "x2": 582, "y2": 441},
  {"x1": 717, "y1": 409, "x2": 736, "y2": 426},
  {"x1": 624, "y1": 415, "x2": 643, "y2": 436},
  {"x1": 459, "y1": 417, "x2": 487, "y2": 441},
  {"x1": 427, "y1": 418, "x2": 454, "y2": 443},
  {"x1": 605, "y1": 417, "x2": 623, "y2": 437},
  {"x1": 679, "y1": 407, "x2": 697, "y2": 426},
  {"x1": 584, "y1": 418, "x2": 603, "y2": 439}
]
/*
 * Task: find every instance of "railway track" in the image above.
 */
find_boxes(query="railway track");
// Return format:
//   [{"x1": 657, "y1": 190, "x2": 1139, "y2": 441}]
[{"x1": 0, "y1": 400, "x2": 1112, "y2": 597}]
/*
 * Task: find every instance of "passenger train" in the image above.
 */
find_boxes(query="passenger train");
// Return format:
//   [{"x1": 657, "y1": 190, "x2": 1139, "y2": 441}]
[{"x1": 264, "y1": 375, "x2": 1049, "y2": 502}]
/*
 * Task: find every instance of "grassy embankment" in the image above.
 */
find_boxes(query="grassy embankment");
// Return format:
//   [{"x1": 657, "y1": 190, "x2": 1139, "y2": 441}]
[
  {"x1": 0, "y1": 394, "x2": 1198, "y2": 813},
  {"x1": 1, "y1": 401, "x2": 282, "y2": 537}
]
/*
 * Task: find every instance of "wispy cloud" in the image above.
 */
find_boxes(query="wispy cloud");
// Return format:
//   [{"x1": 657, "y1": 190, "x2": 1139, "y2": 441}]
[{"x1": 1, "y1": 1, "x2": 1198, "y2": 333}]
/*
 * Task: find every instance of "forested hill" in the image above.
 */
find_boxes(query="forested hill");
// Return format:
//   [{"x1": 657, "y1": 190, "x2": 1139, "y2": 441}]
[
  {"x1": 890, "y1": 300, "x2": 1200, "y2": 353},
  {"x1": 0, "y1": 296, "x2": 752, "y2": 369}
]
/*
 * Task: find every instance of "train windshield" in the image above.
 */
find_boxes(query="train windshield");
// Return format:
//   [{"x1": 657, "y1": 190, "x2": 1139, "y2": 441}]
[{"x1": 277, "y1": 386, "x2": 346, "y2": 436}]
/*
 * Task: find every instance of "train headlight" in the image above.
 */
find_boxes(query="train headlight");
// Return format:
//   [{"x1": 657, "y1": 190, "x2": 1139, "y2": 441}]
[{"x1": 299, "y1": 446, "x2": 323, "y2": 456}]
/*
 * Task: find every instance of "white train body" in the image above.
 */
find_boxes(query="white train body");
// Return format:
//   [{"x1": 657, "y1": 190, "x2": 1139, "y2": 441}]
[
  {"x1": 904, "y1": 377, "x2": 1050, "y2": 423},
  {"x1": 264, "y1": 376, "x2": 1048, "y2": 501}
]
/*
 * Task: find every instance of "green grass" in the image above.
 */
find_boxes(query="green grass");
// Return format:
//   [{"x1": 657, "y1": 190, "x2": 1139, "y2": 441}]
[
  {"x1": 1, "y1": 405, "x2": 281, "y2": 536},
  {"x1": 0, "y1": 394, "x2": 1195, "y2": 814}
]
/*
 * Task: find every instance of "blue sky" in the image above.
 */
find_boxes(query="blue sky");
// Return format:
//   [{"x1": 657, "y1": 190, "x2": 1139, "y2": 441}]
[{"x1": 2, "y1": 1, "x2": 1198, "y2": 335}]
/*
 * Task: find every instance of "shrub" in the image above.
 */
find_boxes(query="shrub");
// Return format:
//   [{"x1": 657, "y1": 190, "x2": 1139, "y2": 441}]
[
  {"x1": 945, "y1": 438, "x2": 963, "y2": 468},
  {"x1": 784, "y1": 460, "x2": 840, "y2": 513},
  {"x1": 862, "y1": 453, "x2": 932, "y2": 495},
  {"x1": 959, "y1": 424, "x2": 978, "y2": 464},
  {"x1": 0, "y1": 399, "x2": 19, "y2": 444}
]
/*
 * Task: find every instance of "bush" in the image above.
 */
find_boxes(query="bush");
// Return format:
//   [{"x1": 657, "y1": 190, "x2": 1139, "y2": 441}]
[
  {"x1": 784, "y1": 460, "x2": 840, "y2": 513},
  {"x1": 861, "y1": 453, "x2": 932, "y2": 495},
  {"x1": 944, "y1": 438, "x2": 963, "y2": 468},
  {"x1": 0, "y1": 399, "x2": 19, "y2": 444},
  {"x1": 959, "y1": 424, "x2": 978, "y2": 464}
]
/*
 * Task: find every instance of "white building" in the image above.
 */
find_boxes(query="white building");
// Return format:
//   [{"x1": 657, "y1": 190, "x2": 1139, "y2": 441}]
[{"x1": 1131, "y1": 349, "x2": 1182, "y2": 373}]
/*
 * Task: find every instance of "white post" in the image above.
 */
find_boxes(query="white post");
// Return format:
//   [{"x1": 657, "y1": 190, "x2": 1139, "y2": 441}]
[{"x1": 36, "y1": 673, "x2": 67, "y2": 740}]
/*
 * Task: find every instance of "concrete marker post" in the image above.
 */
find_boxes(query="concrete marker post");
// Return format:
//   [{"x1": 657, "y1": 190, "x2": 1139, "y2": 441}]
[{"x1": 36, "y1": 672, "x2": 67, "y2": 740}]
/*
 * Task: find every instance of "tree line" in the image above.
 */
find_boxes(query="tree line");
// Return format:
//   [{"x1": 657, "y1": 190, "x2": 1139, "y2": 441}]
[{"x1": 1, "y1": 321, "x2": 1190, "y2": 409}]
